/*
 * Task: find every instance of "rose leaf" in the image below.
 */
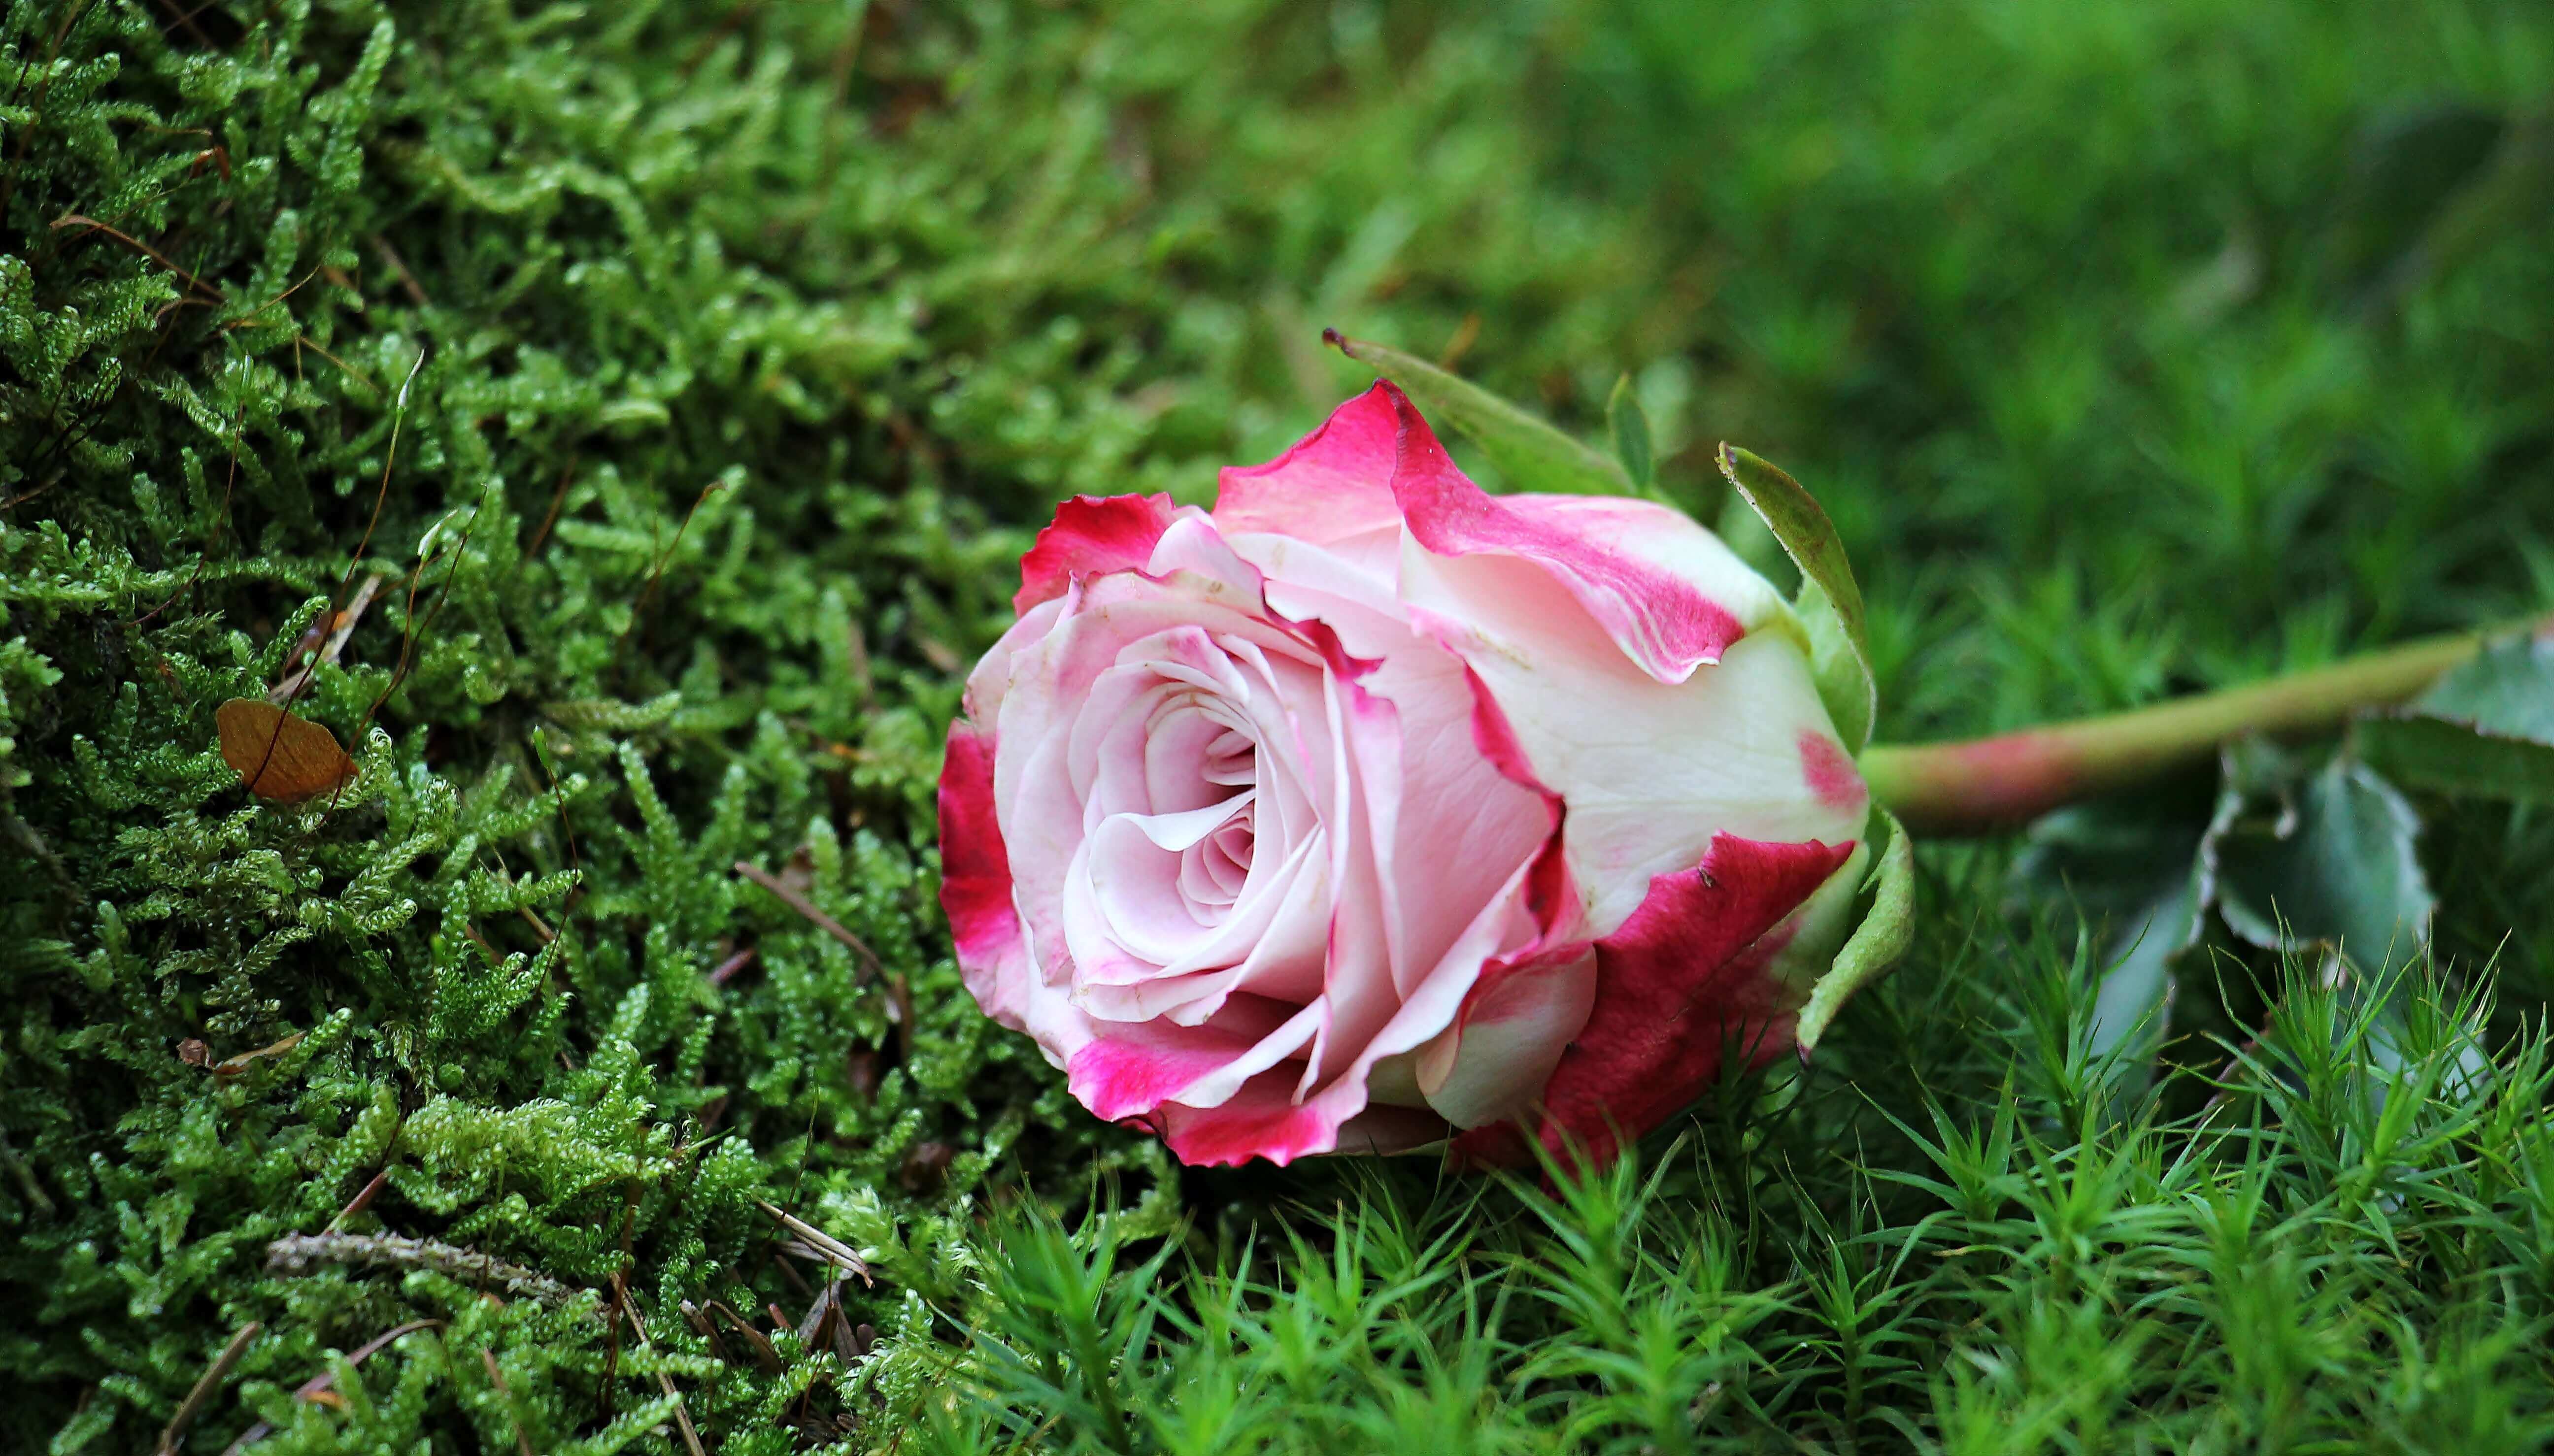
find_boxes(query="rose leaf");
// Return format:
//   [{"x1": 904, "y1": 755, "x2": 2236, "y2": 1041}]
[
  {"x1": 2355, "y1": 631, "x2": 2554, "y2": 802},
  {"x1": 2211, "y1": 752, "x2": 2435, "y2": 978},
  {"x1": 2008, "y1": 772, "x2": 2219, "y2": 1064}
]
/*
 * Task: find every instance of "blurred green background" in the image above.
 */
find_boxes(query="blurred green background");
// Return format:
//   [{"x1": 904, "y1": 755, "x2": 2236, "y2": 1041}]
[{"x1": 3, "y1": 0, "x2": 2552, "y2": 1450}]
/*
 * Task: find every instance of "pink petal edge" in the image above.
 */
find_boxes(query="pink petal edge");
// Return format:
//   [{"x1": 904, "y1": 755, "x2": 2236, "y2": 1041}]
[
  {"x1": 1014, "y1": 493, "x2": 1185, "y2": 615},
  {"x1": 1382, "y1": 383, "x2": 1747, "y2": 683},
  {"x1": 937, "y1": 724, "x2": 1027, "y2": 1026},
  {"x1": 1452, "y1": 832, "x2": 1856, "y2": 1170},
  {"x1": 1211, "y1": 383, "x2": 1405, "y2": 544}
]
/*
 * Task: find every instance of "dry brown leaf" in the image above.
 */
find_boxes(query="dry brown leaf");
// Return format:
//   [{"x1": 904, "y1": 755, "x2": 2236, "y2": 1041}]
[
  {"x1": 212, "y1": 1029, "x2": 307, "y2": 1077},
  {"x1": 217, "y1": 698, "x2": 358, "y2": 802}
]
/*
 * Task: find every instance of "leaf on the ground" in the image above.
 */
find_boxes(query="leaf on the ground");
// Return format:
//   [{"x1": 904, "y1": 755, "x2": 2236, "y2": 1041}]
[
  {"x1": 1327, "y1": 331, "x2": 1632, "y2": 496},
  {"x1": 1794, "y1": 807, "x2": 1915, "y2": 1052},
  {"x1": 216, "y1": 698, "x2": 359, "y2": 802},
  {"x1": 2211, "y1": 753, "x2": 2434, "y2": 977},
  {"x1": 2009, "y1": 774, "x2": 2218, "y2": 1061},
  {"x1": 1714, "y1": 445, "x2": 1876, "y2": 752},
  {"x1": 2355, "y1": 631, "x2": 2554, "y2": 801}
]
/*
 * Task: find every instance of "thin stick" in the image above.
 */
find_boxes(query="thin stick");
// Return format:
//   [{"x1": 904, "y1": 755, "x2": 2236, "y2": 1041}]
[
  {"x1": 328, "y1": 1164, "x2": 391, "y2": 1228},
  {"x1": 149, "y1": 0, "x2": 214, "y2": 46},
  {"x1": 734, "y1": 860, "x2": 883, "y2": 979},
  {"x1": 619, "y1": 1284, "x2": 710, "y2": 1456},
  {"x1": 247, "y1": 349, "x2": 424, "y2": 804},
  {"x1": 157, "y1": 1322, "x2": 259, "y2": 1456},
  {"x1": 222, "y1": 1320, "x2": 439, "y2": 1456},
  {"x1": 50, "y1": 214, "x2": 224, "y2": 299},
  {"x1": 707, "y1": 946, "x2": 757, "y2": 985},
  {"x1": 513, "y1": 462, "x2": 576, "y2": 580},
  {"x1": 754, "y1": 1198, "x2": 871, "y2": 1282},
  {"x1": 479, "y1": 1350, "x2": 537, "y2": 1456},
  {"x1": 371, "y1": 234, "x2": 429, "y2": 307},
  {"x1": 622, "y1": 478, "x2": 731, "y2": 651},
  {"x1": 268, "y1": 572, "x2": 386, "y2": 702}
]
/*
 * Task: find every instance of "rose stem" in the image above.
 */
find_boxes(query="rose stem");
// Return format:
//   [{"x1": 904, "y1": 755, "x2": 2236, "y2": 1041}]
[{"x1": 1858, "y1": 618, "x2": 2546, "y2": 836}]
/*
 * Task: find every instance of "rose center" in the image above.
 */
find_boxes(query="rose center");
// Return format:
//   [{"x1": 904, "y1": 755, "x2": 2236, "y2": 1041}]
[{"x1": 1172, "y1": 722, "x2": 1256, "y2": 923}]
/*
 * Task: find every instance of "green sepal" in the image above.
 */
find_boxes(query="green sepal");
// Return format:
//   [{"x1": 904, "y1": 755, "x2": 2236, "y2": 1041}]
[
  {"x1": 1794, "y1": 807, "x2": 1915, "y2": 1052},
  {"x1": 1606, "y1": 373, "x2": 1654, "y2": 493},
  {"x1": 1714, "y1": 445, "x2": 1878, "y2": 752},
  {"x1": 2355, "y1": 632, "x2": 2554, "y2": 802},
  {"x1": 1329, "y1": 332, "x2": 1632, "y2": 496}
]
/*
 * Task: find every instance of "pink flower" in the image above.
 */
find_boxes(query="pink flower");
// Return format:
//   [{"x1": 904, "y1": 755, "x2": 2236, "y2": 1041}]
[{"x1": 939, "y1": 384, "x2": 1874, "y2": 1168}]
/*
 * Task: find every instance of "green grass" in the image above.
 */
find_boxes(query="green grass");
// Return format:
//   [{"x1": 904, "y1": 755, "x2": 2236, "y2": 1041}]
[{"x1": 2, "y1": 0, "x2": 2550, "y2": 1451}]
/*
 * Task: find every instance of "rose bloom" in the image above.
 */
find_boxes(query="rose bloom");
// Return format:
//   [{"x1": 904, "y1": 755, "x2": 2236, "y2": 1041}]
[{"x1": 939, "y1": 384, "x2": 1872, "y2": 1168}]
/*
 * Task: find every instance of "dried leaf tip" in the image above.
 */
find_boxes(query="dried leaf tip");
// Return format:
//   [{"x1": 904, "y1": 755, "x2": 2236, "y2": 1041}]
[{"x1": 216, "y1": 699, "x2": 358, "y2": 802}]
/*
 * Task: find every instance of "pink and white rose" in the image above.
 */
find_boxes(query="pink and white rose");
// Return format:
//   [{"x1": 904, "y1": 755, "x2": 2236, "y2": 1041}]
[{"x1": 938, "y1": 383, "x2": 1873, "y2": 1167}]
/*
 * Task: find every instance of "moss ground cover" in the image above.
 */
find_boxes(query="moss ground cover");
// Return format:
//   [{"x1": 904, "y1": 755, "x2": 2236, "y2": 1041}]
[{"x1": 3, "y1": 0, "x2": 2551, "y2": 1450}]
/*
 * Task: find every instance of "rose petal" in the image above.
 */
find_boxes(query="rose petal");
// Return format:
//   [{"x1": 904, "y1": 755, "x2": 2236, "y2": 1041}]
[
  {"x1": 1451, "y1": 832, "x2": 1855, "y2": 1170},
  {"x1": 1066, "y1": 996, "x2": 1317, "y2": 1121},
  {"x1": 1413, "y1": 947, "x2": 1597, "y2": 1128},
  {"x1": 1213, "y1": 383, "x2": 1406, "y2": 547},
  {"x1": 1015, "y1": 494, "x2": 1188, "y2": 614},
  {"x1": 1408, "y1": 563, "x2": 1866, "y2": 936},
  {"x1": 938, "y1": 725, "x2": 1029, "y2": 1026},
  {"x1": 1383, "y1": 384, "x2": 1785, "y2": 684}
]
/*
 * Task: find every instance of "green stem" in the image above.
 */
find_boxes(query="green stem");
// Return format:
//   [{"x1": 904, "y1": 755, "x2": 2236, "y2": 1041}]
[{"x1": 1860, "y1": 622, "x2": 2537, "y2": 836}]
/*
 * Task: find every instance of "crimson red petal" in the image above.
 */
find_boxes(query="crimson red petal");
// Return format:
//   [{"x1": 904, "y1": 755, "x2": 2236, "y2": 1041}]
[
  {"x1": 1014, "y1": 493, "x2": 1183, "y2": 615},
  {"x1": 1212, "y1": 383, "x2": 1405, "y2": 544},
  {"x1": 1383, "y1": 384, "x2": 1748, "y2": 681},
  {"x1": 937, "y1": 725, "x2": 1025, "y2": 1018},
  {"x1": 1453, "y1": 832, "x2": 1854, "y2": 1170}
]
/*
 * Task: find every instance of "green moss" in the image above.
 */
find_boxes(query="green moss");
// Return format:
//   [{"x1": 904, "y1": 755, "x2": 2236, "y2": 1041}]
[{"x1": 4, "y1": 0, "x2": 2552, "y2": 1451}]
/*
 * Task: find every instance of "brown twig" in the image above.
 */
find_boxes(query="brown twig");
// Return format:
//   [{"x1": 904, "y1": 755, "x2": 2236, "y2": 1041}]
[
  {"x1": 265, "y1": 1232, "x2": 581, "y2": 1308},
  {"x1": 149, "y1": 0, "x2": 214, "y2": 46},
  {"x1": 350, "y1": 498, "x2": 479, "y2": 749},
  {"x1": 707, "y1": 946, "x2": 758, "y2": 986},
  {"x1": 219, "y1": 264, "x2": 325, "y2": 333},
  {"x1": 734, "y1": 861, "x2": 883, "y2": 980},
  {"x1": 599, "y1": 1181, "x2": 640, "y2": 1419},
  {"x1": 479, "y1": 1350, "x2": 537, "y2": 1456},
  {"x1": 619, "y1": 1283, "x2": 710, "y2": 1456},
  {"x1": 157, "y1": 1322, "x2": 259, "y2": 1456},
  {"x1": 328, "y1": 1164, "x2": 391, "y2": 1229},
  {"x1": 707, "y1": 1300, "x2": 784, "y2": 1375},
  {"x1": 514, "y1": 462, "x2": 577, "y2": 578},
  {"x1": 754, "y1": 1199, "x2": 871, "y2": 1283},
  {"x1": 370, "y1": 234, "x2": 429, "y2": 307},
  {"x1": 268, "y1": 573, "x2": 386, "y2": 701},
  {"x1": 210, "y1": 1029, "x2": 305, "y2": 1078},
  {"x1": 51, "y1": 213, "x2": 224, "y2": 299},
  {"x1": 622, "y1": 478, "x2": 731, "y2": 653},
  {"x1": 222, "y1": 1320, "x2": 440, "y2": 1456},
  {"x1": 248, "y1": 349, "x2": 423, "y2": 804}
]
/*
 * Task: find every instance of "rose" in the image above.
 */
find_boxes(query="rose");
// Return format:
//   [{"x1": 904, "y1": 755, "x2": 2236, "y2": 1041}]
[{"x1": 938, "y1": 383, "x2": 1874, "y2": 1167}]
